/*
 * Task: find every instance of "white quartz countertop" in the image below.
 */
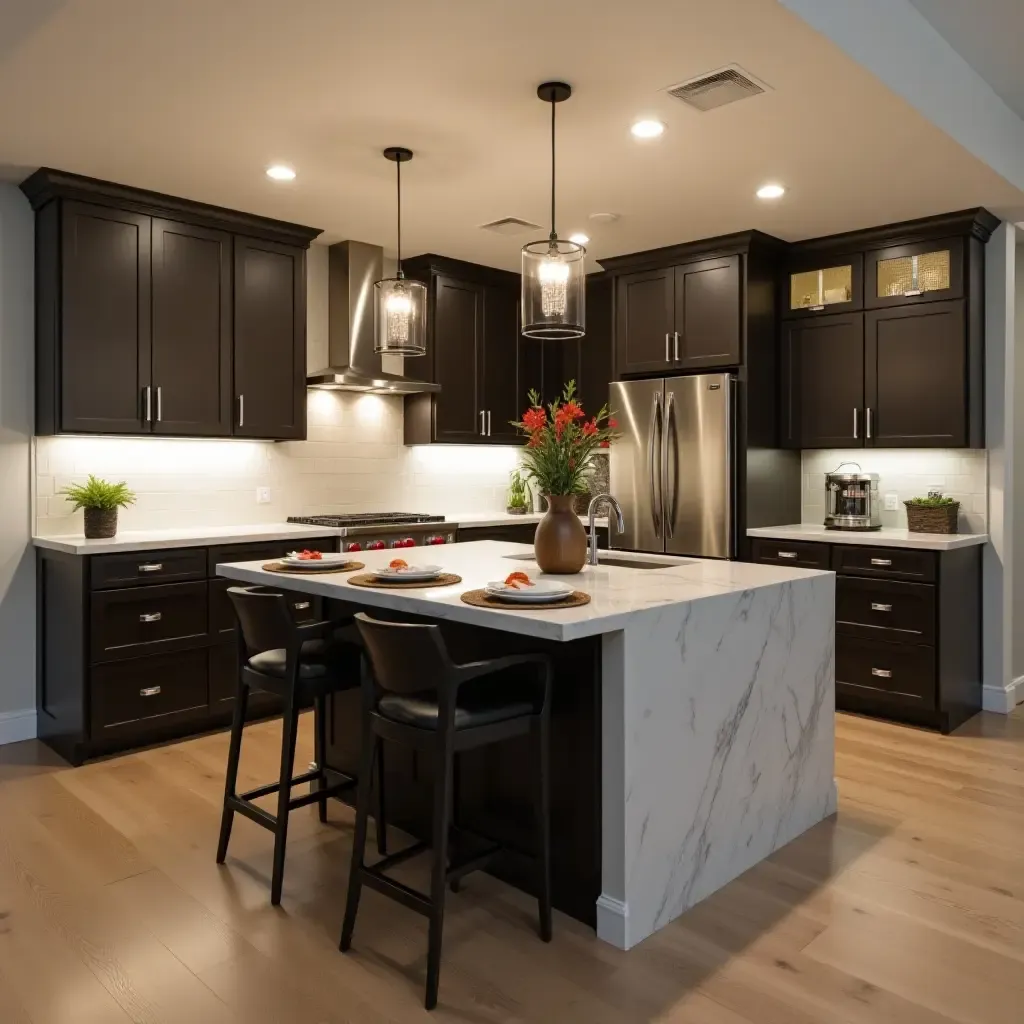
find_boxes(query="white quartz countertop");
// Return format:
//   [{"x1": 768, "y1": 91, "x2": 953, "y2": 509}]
[
  {"x1": 747, "y1": 523, "x2": 988, "y2": 551},
  {"x1": 32, "y1": 522, "x2": 346, "y2": 555},
  {"x1": 450, "y1": 511, "x2": 608, "y2": 528},
  {"x1": 216, "y1": 540, "x2": 830, "y2": 643}
]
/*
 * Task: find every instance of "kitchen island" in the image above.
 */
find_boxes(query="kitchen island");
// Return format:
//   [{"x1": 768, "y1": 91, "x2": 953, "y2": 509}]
[{"x1": 217, "y1": 540, "x2": 836, "y2": 950}]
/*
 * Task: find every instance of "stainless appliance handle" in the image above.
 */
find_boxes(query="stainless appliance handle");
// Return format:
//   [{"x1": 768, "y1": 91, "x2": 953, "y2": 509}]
[
  {"x1": 725, "y1": 378, "x2": 735, "y2": 557},
  {"x1": 238, "y1": 394, "x2": 245, "y2": 427},
  {"x1": 673, "y1": 331, "x2": 680, "y2": 362},
  {"x1": 871, "y1": 668, "x2": 892, "y2": 679},
  {"x1": 487, "y1": 410, "x2": 492, "y2": 436},
  {"x1": 665, "y1": 333, "x2": 670, "y2": 362},
  {"x1": 143, "y1": 386, "x2": 152, "y2": 423},
  {"x1": 140, "y1": 686, "x2": 162, "y2": 697},
  {"x1": 138, "y1": 563, "x2": 163, "y2": 572},
  {"x1": 479, "y1": 410, "x2": 485, "y2": 435},
  {"x1": 139, "y1": 612, "x2": 162, "y2": 623},
  {"x1": 647, "y1": 392, "x2": 662, "y2": 537},
  {"x1": 155, "y1": 386, "x2": 162, "y2": 422},
  {"x1": 870, "y1": 558, "x2": 892, "y2": 567},
  {"x1": 866, "y1": 407, "x2": 873, "y2": 439},
  {"x1": 870, "y1": 602, "x2": 892, "y2": 612},
  {"x1": 852, "y1": 407, "x2": 859, "y2": 440},
  {"x1": 663, "y1": 390, "x2": 676, "y2": 539}
]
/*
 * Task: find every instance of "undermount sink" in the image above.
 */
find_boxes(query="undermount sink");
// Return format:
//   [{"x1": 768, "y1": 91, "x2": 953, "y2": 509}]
[{"x1": 503, "y1": 553, "x2": 690, "y2": 571}]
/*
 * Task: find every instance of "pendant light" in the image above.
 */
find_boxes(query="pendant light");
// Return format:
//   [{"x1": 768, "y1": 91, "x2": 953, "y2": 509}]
[
  {"x1": 521, "y1": 82, "x2": 585, "y2": 340},
  {"x1": 374, "y1": 147, "x2": 427, "y2": 356}
]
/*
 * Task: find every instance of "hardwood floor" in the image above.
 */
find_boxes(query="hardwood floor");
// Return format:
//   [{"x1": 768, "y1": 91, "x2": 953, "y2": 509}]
[{"x1": 0, "y1": 708, "x2": 1021, "y2": 1023}]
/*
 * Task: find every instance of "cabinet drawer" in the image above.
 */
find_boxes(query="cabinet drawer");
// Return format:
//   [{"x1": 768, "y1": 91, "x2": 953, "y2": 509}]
[
  {"x1": 750, "y1": 538, "x2": 829, "y2": 570},
  {"x1": 91, "y1": 582, "x2": 208, "y2": 663},
  {"x1": 836, "y1": 635, "x2": 935, "y2": 708},
  {"x1": 836, "y1": 576, "x2": 935, "y2": 645},
  {"x1": 209, "y1": 577, "x2": 322, "y2": 640},
  {"x1": 91, "y1": 648, "x2": 208, "y2": 735},
  {"x1": 831, "y1": 545, "x2": 935, "y2": 582},
  {"x1": 91, "y1": 548, "x2": 207, "y2": 589},
  {"x1": 207, "y1": 537, "x2": 338, "y2": 575}
]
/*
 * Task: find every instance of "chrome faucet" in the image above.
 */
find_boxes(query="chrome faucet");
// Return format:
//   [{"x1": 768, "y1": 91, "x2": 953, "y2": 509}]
[{"x1": 587, "y1": 493, "x2": 625, "y2": 565}]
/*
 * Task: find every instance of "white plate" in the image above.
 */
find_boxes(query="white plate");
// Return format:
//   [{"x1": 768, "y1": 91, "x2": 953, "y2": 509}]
[
  {"x1": 485, "y1": 579, "x2": 574, "y2": 603},
  {"x1": 281, "y1": 551, "x2": 351, "y2": 567},
  {"x1": 373, "y1": 564, "x2": 444, "y2": 581}
]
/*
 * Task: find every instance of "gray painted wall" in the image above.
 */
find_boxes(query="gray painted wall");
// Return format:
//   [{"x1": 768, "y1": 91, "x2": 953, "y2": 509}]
[
  {"x1": 0, "y1": 185, "x2": 35, "y2": 727},
  {"x1": 1014, "y1": 241, "x2": 1024, "y2": 682}
]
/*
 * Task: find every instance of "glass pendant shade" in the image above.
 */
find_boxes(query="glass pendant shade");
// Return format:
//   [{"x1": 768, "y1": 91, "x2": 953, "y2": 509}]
[
  {"x1": 521, "y1": 238, "x2": 585, "y2": 339},
  {"x1": 374, "y1": 276, "x2": 427, "y2": 356}
]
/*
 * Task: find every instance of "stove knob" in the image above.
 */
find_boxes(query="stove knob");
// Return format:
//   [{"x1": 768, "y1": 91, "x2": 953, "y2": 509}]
[
  {"x1": 389, "y1": 538, "x2": 403, "y2": 549},
  {"x1": 366, "y1": 540, "x2": 386, "y2": 551},
  {"x1": 427, "y1": 535, "x2": 446, "y2": 545},
  {"x1": 402, "y1": 537, "x2": 416, "y2": 548},
  {"x1": 346, "y1": 542, "x2": 362, "y2": 552}
]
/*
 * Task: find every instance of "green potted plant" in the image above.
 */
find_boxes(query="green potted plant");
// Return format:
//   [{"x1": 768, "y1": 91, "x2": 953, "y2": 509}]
[
  {"x1": 904, "y1": 491, "x2": 960, "y2": 534},
  {"x1": 506, "y1": 470, "x2": 532, "y2": 515},
  {"x1": 512, "y1": 380, "x2": 618, "y2": 573},
  {"x1": 59, "y1": 475, "x2": 136, "y2": 539}
]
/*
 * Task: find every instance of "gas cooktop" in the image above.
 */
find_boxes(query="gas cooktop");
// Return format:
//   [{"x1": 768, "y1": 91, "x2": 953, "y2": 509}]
[{"x1": 287, "y1": 513, "x2": 445, "y2": 527}]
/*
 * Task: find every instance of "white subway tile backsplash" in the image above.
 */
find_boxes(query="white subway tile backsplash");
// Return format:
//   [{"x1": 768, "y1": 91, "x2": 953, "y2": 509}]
[{"x1": 801, "y1": 449, "x2": 988, "y2": 532}]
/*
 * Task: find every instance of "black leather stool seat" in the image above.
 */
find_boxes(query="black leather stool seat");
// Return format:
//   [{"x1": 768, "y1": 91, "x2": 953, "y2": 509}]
[
  {"x1": 248, "y1": 639, "x2": 330, "y2": 680},
  {"x1": 378, "y1": 685, "x2": 534, "y2": 731}
]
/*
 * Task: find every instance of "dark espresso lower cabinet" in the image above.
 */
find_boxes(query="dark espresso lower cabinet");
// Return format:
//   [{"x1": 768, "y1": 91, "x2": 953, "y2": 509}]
[
  {"x1": 36, "y1": 535, "x2": 336, "y2": 765},
  {"x1": 751, "y1": 538, "x2": 981, "y2": 733}
]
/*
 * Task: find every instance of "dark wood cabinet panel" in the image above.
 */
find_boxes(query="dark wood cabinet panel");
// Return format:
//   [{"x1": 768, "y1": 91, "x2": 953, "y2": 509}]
[
  {"x1": 59, "y1": 201, "x2": 151, "y2": 434},
  {"x1": 673, "y1": 256, "x2": 741, "y2": 368},
  {"x1": 232, "y1": 236, "x2": 306, "y2": 440},
  {"x1": 572, "y1": 273, "x2": 614, "y2": 416},
  {"x1": 831, "y1": 544, "x2": 936, "y2": 582},
  {"x1": 781, "y1": 313, "x2": 865, "y2": 449},
  {"x1": 836, "y1": 635, "x2": 936, "y2": 708},
  {"x1": 518, "y1": 336, "x2": 565, "y2": 411},
  {"x1": 151, "y1": 219, "x2": 232, "y2": 436},
  {"x1": 615, "y1": 267, "x2": 674, "y2": 374},
  {"x1": 865, "y1": 301, "x2": 967, "y2": 447},
  {"x1": 836, "y1": 576, "x2": 935, "y2": 645},
  {"x1": 783, "y1": 251, "x2": 863, "y2": 319},
  {"x1": 433, "y1": 275, "x2": 484, "y2": 442},
  {"x1": 482, "y1": 284, "x2": 520, "y2": 443},
  {"x1": 750, "y1": 538, "x2": 830, "y2": 570},
  {"x1": 91, "y1": 548, "x2": 207, "y2": 589}
]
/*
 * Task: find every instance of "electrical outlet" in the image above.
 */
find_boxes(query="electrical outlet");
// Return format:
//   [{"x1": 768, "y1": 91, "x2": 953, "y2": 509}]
[
  {"x1": 884, "y1": 492, "x2": 899, "y2": 512},
  {"x1": 256, "y1": 487, "x2": 271, "y2": 505}
]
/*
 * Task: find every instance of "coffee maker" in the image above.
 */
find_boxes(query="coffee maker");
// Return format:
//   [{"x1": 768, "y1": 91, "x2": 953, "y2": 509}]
[{"x1": 824, "y1": 463, "x2": 881, "y2": 531}]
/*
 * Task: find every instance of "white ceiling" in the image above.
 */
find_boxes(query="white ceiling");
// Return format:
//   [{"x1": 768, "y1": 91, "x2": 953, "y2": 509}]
[
  {"x1": 908, "y1": 0, "x2": 1024, "y2": 119},
  {"x1": 1, "y1": 0, "x2": 1022, "y2": 271}
]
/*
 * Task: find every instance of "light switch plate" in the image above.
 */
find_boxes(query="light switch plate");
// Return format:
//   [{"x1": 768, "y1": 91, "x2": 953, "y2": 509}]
[
  {"x1": 256, "y1": 487, "x2": 271, "y2": 504},
  {"x1": 884, "y1": 492, "x2": 899, "y2": 511}
]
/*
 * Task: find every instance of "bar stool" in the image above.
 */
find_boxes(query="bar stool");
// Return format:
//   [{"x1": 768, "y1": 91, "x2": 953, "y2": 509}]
[
  {"x1": 339, "y1": 612, "x2": 553, "y2": 1011},
  {"x1": 216, "y1": 586, "x2": 386, "y2": 905}
]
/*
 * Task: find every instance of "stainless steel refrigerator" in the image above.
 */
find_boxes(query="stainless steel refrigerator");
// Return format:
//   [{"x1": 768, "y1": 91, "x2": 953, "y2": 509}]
[{"x1": 609, "y1": 373, "x2": 734, "y2": 558}]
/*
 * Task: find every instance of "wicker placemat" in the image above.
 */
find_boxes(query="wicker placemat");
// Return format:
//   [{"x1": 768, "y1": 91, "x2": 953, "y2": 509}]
[
  {"x1": 261, "y1": 560, "x2": 365, "y2": 575},
  {"x1": 346, "y1": 572, "x2": 463, "y2": 590},
  {"x1": 460, "y1": 589, "x2": 591, "y2": 610}
]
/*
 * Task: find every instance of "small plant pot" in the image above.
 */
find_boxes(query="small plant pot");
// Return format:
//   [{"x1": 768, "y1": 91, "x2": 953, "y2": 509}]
[
  {"x1": 506, "y1": 505, "x2": 528, "y2": 516},
  {"x1": 84, "y1": 507, "x2": 118, "y2": 539},
  {"x1": 904, "y1": 501, "x2": 959, "y2": 534}
]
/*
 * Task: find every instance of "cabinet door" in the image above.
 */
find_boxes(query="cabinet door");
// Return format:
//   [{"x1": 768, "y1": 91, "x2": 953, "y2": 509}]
[
  {"x1": 60, "y1": 201, "x2": 151, "y2": 433},
  {"x1": 576, "y1": 273, "x2": 613, "y2": 415},
  {"x1": 865, "y1": 237, "x2": 963, "y2": 309},
  {"x1": 781, "y1": 313, "x2": 864, "y2": 449},
  {"x1": 481, "y1": 284, "x2": 521, "y2": 443},
  {"x1": 865, "y1": 301, "x2": 966, "y2": 447},
  {"x1": 433, "y1": 275, "x2": 484, "y2": 442},
  {"x1": 614, "y1": 267, "x2": 674, "y2": 375},
  {"x1": 785, "y1": 252, "x2": 863, "y2": 319},
  {"x1": 151, "y1": 219, "x2": 232, "y2": 436},
  {"x1": 233, "y1": 236, "x2": 306, "y2": 440},
  {"x1": 672, "y1": 256, "x2": 741, "y2": 369},
  {"x1": 518, "y1": 336, "x2": 565, "y2": 411}
]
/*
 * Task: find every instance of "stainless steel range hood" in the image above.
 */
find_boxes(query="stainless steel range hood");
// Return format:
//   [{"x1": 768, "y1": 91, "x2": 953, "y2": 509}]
[{"x1": 306, "y1": 239, "x2": 439, "y2": 394}]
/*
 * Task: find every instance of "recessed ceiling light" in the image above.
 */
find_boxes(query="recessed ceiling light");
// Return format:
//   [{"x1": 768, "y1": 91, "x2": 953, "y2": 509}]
[
  {"x1": 756, "y1": 183, "x2": 785, "y2": 199},
  {"x1": 631, "y1": 120, "x2": 665, "y2": 139},
  {"x1": 266, "y1": 165, "x2": 296, "y2": 181},
  {"x1": 569, "y1": 232, "x2": 590, "y2": 245}
]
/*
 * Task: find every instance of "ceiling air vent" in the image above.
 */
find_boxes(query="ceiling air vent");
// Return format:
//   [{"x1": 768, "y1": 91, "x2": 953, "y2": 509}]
[
  {"x1": 480, "y1": 216, "x2": 542, "y2": 236},
  {"x1": 667, "y1": 65, "x2": 769, "y2": 112}
]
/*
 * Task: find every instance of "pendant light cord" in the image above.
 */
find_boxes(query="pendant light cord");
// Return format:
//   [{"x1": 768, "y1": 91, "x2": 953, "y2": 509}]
[
  {"x1": 549, "y1": 98, "x2": 557, "y2": 242},
  {"x1": 396, "y1": 157, "x2": 404, "y2": 279}
]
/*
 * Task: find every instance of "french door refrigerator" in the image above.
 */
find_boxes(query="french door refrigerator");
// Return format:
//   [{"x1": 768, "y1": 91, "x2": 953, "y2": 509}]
[{"x1": 609, "y1": 373, "x2": 734, "y2": 558}]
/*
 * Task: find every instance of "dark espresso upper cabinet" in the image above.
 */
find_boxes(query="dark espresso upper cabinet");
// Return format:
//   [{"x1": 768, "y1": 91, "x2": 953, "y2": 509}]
[
  {"x1": 433, "y1": 274, "x2": 484, "y2": 442},
  {"x1": 482, "y1": 283, "x2": 521, "y2": 443},
  {"x1": 22, "y1": 168, "x2": 320, "y2": 439},
  {"x1": 233, "y1": 237, "x2": 307, "y2": 440},
  {"x1": 614, "y1": 267, "x2": 674, "y2": 374},
  {"x1": 151, "y1": 219, "x2": 232, "y2": 436}
]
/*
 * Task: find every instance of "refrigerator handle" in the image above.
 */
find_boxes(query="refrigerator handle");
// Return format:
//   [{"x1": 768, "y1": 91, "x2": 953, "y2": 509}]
[
  {"x1": 648, "y1": 392, "x2": 662, "y2": 538},
  {"x1": 663, "y1": 390, "x2": 676, "y2": 539}
]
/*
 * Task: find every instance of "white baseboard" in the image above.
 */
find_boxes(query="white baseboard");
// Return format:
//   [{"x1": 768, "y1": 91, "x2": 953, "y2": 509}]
[
  {"x1": 596, "y1": 894, "x2": 630, "y2": 950},
  {"x1": 982, "y1": 676, "x2": 1024, "y2": 714},
  {"x1": 0, "y1": 708, "x2": 38, "y2": 746}
]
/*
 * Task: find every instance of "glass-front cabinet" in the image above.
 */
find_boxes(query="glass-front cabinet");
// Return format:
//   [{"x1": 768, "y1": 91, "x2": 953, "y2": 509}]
[
  {"x1": 784, "y1": 252, "x2": 863, "y2": 319},
  {"x1": 865, "y1": 237, "x2": 963, "y2": 308}
]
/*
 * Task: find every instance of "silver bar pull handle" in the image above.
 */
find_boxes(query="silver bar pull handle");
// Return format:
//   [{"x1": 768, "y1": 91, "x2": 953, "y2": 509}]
[
  {"x1": 487, "y1": 410, "x2": 492, "y2": 436},
  {"x1": 871, "y1": 668, "x2": 892, "y2": 679},
  {"x1": 139, "y1": 612, "x2": 162, "y2": 623},
  {"x1": 155, "y1": 386, "x2": 162, "y2": 422},
  {"x1": 870, "y1": 602, "x2": 892, "y2": 612},
  {"x1": 238, "y1": 394, "x2": 245, "y2": 427},
  {"x1": 852, "y1": 407, "x2": 859, "y2": 440},
  {"x1": 866, "y1": 407, "x2": 873, "y2": 439},
  {"x1": 140, "y1": 686, "x2": 162, "y2": 697},
  {"x1": 479, "y1": 410, "x2": 485, "y2": 435},
  {"x1": 665, "y1": 333, "x2": 671, "y2": 362},
  {"x1": 777, "y1": 551, "x2": 799, "y2": 560},
  {"x1": 870, "y1": 558, "x2": 892, "y2": 567},
  {"x1": 138, "y1": 563, "x2": 163, "y2": 572},
  {"x1": 143, "y1": 385, "x2": 152, "y2": 423},
  {"x1": 673, "y1": 331, "x2": 680, "y2": 362},
  {"x1": 293, "y1": 601, "x2": 311, "y2": 611}
]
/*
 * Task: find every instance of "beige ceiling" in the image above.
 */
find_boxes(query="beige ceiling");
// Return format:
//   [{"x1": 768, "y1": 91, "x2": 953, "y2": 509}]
[{"x1": 1, "y1": 0, "x2": 1022, "y2": 271}]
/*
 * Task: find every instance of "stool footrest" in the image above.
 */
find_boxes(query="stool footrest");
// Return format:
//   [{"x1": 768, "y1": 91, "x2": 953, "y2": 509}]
[
  {"x1": 362, "y1": 866, "x2": 432, "y2": 917},
  {"x1": 287, "y1": 778, "x2": 354, "y2": 811},
  {"x1": 371, "y1": 840, "x2": 429, "y2": 874},
  {"x1": 447, "y1": 842, "x2": 501, "y2": 885},
  {"x1": 227, "y1": 796, "x2": 277, "y2": 831},
  {"x1": 239, "y1": 767, "x2": 322, "y2": 802}
]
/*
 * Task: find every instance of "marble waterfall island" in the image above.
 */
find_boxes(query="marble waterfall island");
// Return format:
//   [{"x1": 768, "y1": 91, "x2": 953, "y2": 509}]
[{"x1": 217, "y1": 540, "x2": 836, "y2": 950}]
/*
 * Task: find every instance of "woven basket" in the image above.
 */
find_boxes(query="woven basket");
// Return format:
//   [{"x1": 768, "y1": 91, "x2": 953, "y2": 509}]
[{"x1": 904, "y1": 501, "x2": 959, "y2": 534}]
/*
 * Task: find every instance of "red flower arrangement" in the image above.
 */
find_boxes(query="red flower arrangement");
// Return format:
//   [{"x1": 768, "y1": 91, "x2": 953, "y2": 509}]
[{"x1": 511, "y1": 380, "x2": 618, "y2": 496}]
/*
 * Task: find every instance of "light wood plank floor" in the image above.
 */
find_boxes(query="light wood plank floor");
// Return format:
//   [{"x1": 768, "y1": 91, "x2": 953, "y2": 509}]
[{"x1": 0, "y1": 708, "x2": 1021, "y2": 1023}]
